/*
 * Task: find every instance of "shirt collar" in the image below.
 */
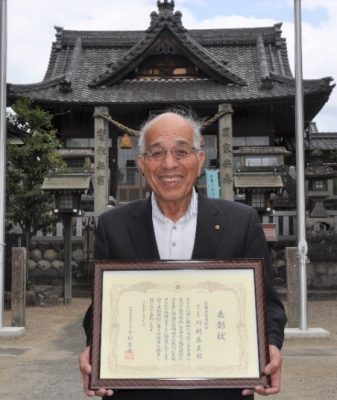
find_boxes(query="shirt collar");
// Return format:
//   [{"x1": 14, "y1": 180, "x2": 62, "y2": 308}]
[{"x1": 151, "y1": 188, "x2": 198, "y2": 224}]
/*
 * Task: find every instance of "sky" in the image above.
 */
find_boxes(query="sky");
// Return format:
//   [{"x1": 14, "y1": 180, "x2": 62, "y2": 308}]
[{"x1": 6, "y1": 0, "x2": 337, "y2": 131}]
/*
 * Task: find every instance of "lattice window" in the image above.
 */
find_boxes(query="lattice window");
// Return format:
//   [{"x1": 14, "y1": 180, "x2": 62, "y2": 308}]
[
  {"x1": 309, "y1": 179, "x2": 328, "y2": 191},
  {"x1": 251, "y1": 192, "x2": 265, "y2": 209}
]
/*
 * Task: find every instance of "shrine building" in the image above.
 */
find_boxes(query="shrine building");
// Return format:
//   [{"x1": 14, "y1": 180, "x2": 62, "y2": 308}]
[{"x1": 7, "y1": 0, "x2": 335, "y2": 220}]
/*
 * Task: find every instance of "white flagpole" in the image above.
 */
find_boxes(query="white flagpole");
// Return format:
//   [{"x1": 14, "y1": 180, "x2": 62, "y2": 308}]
[
  {"x1": 294, "y1": 0, "x2": 308, "y2": 331},
  {"x1": 0, "y1": 0, "x2": 8, "y2": 330},
  {"x1": 285, "y1": 0, "x2": 330, "y2": 339}
]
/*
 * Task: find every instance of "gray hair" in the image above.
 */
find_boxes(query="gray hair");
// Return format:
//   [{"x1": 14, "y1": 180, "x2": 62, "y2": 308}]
[{"x1": 138, "y1": 109, "x2": 202, "y2": 154}]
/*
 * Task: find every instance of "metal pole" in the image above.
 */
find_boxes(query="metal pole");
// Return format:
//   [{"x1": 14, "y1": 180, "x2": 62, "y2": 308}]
[
  {"x1": 0, "y1": 0, "x2": 8, "y2": 329},
  {"x1": 294, "y1": 0, "x2": 308, "y2": 330}
]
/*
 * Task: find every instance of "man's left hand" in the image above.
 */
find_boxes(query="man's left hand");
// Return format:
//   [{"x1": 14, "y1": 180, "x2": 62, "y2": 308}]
[{"x1": 242, "y1": 344, "x2": 283, "y2": 396}]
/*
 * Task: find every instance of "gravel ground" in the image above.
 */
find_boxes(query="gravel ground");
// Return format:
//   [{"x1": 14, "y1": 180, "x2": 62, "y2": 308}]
[{"x1": 0, "y1": 297, "x2": 336, "y2": 400}]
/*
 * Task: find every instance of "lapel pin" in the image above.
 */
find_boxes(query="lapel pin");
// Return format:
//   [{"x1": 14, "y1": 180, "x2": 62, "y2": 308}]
[{"x1": 214, "y1": 224, "x2": 220, "y2": 230}]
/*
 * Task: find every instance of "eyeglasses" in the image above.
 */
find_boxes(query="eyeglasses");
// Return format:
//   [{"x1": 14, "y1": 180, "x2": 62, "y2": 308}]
[{"x1": 142, "y1": 145, "x2": 199, "y2": 161}]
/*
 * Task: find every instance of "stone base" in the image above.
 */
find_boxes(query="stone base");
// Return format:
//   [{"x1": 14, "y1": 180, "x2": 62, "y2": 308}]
[
  {"x1": 0, "y1": 327, "x2": 26, "y2": 337},
  {"x1": 285, "y1": 327, "x2": 330, "y2": 339}
]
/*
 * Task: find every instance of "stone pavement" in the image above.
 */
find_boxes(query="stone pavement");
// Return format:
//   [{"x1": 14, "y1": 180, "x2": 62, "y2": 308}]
[{"x1": 0, "y1": 296, "x2": 336, "y2": 400}]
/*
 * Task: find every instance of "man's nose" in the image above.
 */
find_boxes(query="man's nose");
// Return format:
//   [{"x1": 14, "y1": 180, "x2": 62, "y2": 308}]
[{"x1": 161, "y1": 149, "x2": 178, "y2": 167}]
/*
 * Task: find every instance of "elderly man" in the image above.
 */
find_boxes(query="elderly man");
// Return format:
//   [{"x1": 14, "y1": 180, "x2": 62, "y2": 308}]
[{"x1": 80, "y1": 111, "x2": 287, "y2": 399}]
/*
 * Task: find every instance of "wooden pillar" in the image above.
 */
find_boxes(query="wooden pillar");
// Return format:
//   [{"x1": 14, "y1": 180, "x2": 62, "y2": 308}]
[
  {"x1": 218, "y1": 104, "x2": 234, "y2": 201},
  {"x1": 11, "y1": 247, "x2": 27, "y2": 327},
  {"x1": 93, "y1": 106, "x2": 109, "y2": 214}
]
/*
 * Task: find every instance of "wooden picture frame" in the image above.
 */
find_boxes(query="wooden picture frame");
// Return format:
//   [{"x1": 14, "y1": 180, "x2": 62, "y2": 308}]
[{"x1": 90, "y1": 259, "x2": 270, "y2": 390}]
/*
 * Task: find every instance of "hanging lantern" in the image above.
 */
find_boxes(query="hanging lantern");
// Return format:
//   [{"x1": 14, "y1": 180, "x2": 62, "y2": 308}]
[{"x1": 120, "y1": 133, "x2": 133, "y2": 149}]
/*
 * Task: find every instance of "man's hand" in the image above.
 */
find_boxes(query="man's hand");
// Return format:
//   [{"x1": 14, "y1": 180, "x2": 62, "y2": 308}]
[
  {"x1": 242, "y1": 344, "x2": 283, "y2": 396},
  {"x1": 79, "y1": 346, "x2": 114, "y2": 398}
]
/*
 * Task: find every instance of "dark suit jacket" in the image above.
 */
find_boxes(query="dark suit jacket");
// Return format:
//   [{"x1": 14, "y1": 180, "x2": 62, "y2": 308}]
[{"x1": 83, "y1": 195, "x2": 287, "y2": 400}]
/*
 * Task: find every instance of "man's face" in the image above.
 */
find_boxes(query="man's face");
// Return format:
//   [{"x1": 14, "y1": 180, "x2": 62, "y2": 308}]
[{"x1": 137, "y1": 113, "x2": 205, "y2": 207}]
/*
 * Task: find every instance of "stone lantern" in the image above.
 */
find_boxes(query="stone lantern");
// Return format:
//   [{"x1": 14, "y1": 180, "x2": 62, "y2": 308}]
[{"x1": 42, "y1": 171, "x2": 92, "y2": 304}]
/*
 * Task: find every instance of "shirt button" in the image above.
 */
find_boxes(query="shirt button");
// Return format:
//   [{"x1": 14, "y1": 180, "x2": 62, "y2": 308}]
[
  {"x1": 173, "y1": 226, "x2": 177, "y2": 230},
  {"x1": 172, "y1": 242, "x2": 176, "y2": 247}
]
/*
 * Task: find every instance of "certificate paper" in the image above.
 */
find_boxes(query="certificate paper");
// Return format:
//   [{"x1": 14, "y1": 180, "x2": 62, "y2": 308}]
[{"x1": 90, "y1": 260, "x2": 270, "y2": 390}]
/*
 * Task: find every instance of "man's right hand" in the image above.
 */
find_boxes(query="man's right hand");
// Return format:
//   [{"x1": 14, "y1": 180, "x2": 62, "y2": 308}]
[{"x1": 79, "y1": 346, "x2": 114, "y2": 398}]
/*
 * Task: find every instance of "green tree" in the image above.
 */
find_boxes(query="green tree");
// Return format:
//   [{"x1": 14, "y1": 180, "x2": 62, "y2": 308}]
[{"x1": 6, "y1": 98, "x2": 65, "y2": 248}]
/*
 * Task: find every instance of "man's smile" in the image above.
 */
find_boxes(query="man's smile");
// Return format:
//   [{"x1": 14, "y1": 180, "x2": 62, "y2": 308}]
[{"x1": 159, "y1": 175, "x2": 183, "y2": 183}]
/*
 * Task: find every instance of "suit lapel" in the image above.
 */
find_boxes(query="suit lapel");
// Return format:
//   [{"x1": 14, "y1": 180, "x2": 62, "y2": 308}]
[
  {"x1": 127, "y1": 198, "x2": 160, "y2": 259},
  {"x1": 192, "y1": 195, "x2": 224, "y2": 259}
]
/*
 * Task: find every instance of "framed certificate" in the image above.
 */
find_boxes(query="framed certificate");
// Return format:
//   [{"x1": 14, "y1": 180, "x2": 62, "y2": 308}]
[{"x1": 90, "y1": 260, "x2": 270, "y2": 390}]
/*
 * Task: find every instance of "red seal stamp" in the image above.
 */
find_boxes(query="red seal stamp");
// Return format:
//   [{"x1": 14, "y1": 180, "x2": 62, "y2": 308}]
[{"x1": 124, "y1": 350, "x2": 134, "y2": 360}]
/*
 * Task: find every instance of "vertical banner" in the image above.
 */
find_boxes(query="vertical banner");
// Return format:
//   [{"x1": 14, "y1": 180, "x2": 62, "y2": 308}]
[{"x1": 205, "y1": 169, "x2": 220, "y2": 199}]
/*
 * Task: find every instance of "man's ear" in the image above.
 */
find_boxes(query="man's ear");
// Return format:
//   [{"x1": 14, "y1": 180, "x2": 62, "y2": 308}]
[
  {"x1": 137, "y1": 155, "x2": 144, "y2": 174},
  {"x1": 197, "y1": 151, "x2": 206, "y2": 176}
]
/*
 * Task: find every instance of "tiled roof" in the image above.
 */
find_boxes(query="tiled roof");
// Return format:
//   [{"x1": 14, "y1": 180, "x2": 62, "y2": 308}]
[
  {"x1": 234, "y1": 174, "x2": 284, "y2": 188},
  {"x1": 41, "y1": 174, "x2": 91, "y2": 191},
  {"x1": 305, "y1": 165, "x2": 337, "y2": 178},
  {"x1": 7, "y1": 1, "x2": 334, "y2": 107},
  {"x1": 88, "y1": 7, "x2": 246, "y2": 87},
  {"x1": 285, "y1": 133, "x2": 337, "y2": 151},
  {"x1": 309, "y1": 133, "x2": 337, "y2": 151}
]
